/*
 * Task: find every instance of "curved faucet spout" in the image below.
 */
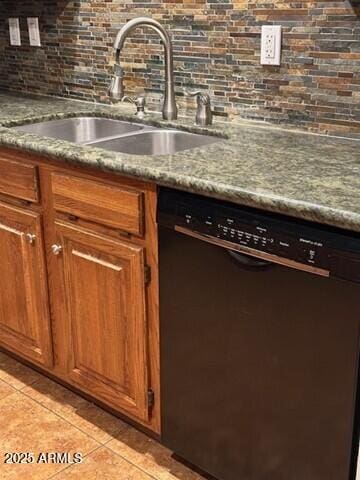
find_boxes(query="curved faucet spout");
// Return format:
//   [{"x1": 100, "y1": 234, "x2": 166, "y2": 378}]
[{"x1": 112, "y1": 17, "x2": 178, "y2": 121}]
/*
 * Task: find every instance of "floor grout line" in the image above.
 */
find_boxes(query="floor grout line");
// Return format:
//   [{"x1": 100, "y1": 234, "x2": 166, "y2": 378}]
[
  {"x1": 0, "y1": 370, "x2": 41, "y2": 391},
  {"x1": 0, "y1": 375, "x2": 20, "y2": 389},
  {"x1": 0, "y1": 377, "x2": 12, "y2": 387},
  {"x1": 0, "y1": 376, "x2": 15, "y2": 388},
  {"x1": 46, "y1": 444, "x2": 104, "y2": 480},
  {"x1": 0, "y1": 388, "x2": 19, "y2": 404}
]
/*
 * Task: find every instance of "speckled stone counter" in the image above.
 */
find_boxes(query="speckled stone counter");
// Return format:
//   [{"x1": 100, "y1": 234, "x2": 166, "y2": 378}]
[{"x1": 0, "y1": 92, "x2": 359, "y2": 233}]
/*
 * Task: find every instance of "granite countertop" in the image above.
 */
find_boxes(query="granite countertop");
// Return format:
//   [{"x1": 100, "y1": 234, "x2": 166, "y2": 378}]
[{"x1": 0, "y1": 92, "x2": 359, "y2": 233}]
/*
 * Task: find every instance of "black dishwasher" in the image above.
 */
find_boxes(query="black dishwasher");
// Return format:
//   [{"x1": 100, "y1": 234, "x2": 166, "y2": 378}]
[{"x1": 158, "y1": 187, "x2": 360, "y2": 480}]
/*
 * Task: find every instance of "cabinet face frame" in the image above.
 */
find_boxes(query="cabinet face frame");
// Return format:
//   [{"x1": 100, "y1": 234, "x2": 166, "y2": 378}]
[
  {"x1": 0, "y1": 201, "x2": 53, "y2": 366},
  {"x1": 0, "y1": 148, "x2": 160, "y2": 433},
  {"x1": 54, "y1": 221, "x2": 150, "y2": 422}
]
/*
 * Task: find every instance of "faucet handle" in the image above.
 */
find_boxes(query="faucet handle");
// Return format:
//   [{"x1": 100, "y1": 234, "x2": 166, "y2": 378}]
[
  {"x1": 121, "y1": 95, "x2": 146, "y2": 118},
  {"x1": 184, "y1": 89, "x2": 212, "y2": 126},
  {"x1": 184, "y1": 89, "x2": 211, "y2": 105},
  {"x1": 184, "y1": 88, "x2": 201, "y2": 96}
]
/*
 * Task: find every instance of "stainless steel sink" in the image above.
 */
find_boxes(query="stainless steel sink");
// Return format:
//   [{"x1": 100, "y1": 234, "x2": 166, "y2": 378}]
[
  {"x1": 13, "y1": 116, "x2": 220, "y2": 156},
  {"x1": 13, "y1": 117, "x2": 144, "y2": 143},
  {"x1": 91, "y1": 129, "x2": 219, "y2": 155}
]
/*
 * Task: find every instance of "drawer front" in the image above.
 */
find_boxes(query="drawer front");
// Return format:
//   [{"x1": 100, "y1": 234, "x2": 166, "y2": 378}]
[
  {"x1": 0, "y1": 156, "x2": 39, "y2": 202},
  {"x1": 51, "y1": 173, "x2": 144, "y2": 236}
]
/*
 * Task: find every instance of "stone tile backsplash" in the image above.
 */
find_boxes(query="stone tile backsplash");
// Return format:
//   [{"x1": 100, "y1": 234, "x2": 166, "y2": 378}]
[{"x1": 0, "y1": 0, "x2": 359, "y2": 134}]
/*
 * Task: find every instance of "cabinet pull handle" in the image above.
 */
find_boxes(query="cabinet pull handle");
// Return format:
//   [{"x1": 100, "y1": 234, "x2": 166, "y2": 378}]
[
  {"x1": 26, "y1": 233, "x2": 36, "y2": 245},
  {"x1": 51, "y1": 244, "x2": 63, "y2": 255}
]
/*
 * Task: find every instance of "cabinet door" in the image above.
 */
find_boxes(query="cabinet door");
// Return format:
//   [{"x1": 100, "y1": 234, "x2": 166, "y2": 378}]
[
  {"x1": 0, "y1": 202, "x2": 53, "y2": 366},
  {"x1": 54, "y1": 222, "x2": 149, "y2": 422}
]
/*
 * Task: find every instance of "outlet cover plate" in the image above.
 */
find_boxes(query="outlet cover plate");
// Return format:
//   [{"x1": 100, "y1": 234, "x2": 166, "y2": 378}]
[
  {"x1": 9, "y1": 18, "x2": 21, "y2": 46},
  {"x1": 261, "y1": 25, "x2": 282, "y2": 66},
  {"x1": 27, "y1": 17, "x2": 41, "y2": 47}
]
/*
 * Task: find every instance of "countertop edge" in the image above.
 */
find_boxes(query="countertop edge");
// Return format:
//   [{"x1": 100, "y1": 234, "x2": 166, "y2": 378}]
[{"x1": 0, "y1": 133, "x2": 359, "y2": 235}]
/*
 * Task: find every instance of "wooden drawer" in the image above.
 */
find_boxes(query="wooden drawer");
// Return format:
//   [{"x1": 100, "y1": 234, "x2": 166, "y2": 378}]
[
  {"x1": 0, "y1": 156, "x2": 39, "y2": 202},
  {"x1": 51, "y1": 172, "x2": 144, "y2": 236}
]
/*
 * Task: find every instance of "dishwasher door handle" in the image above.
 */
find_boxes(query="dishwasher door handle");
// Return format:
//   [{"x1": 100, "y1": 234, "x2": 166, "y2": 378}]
[{"x1": 227, "y1": 249, "x2": 273, "y2": 270}]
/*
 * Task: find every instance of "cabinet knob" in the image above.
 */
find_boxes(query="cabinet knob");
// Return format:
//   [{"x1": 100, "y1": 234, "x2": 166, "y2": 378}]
[
  {"x1": 51, "y1": 244, "x2": 62, "y2": 255},
  {"x1": 26, "y1": 233, "x2": 36, "y2": 245}
]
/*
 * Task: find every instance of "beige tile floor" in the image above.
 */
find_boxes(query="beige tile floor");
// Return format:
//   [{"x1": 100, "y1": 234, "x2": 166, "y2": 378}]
[
  {"x1": 0, "y1": 350, "x2": 359, "y2": 480},
  {"x1": 0, "y1": 351, "x2": 205, "y2": 480}
]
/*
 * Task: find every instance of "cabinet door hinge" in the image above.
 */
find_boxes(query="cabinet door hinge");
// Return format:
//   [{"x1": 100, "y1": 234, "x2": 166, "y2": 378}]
[
  {"x1": 147, "y1": 389, "x2": 155, "y2": 408},
  {"x1": 144, "y1": 265, "x2": 151, "y2": 285}
]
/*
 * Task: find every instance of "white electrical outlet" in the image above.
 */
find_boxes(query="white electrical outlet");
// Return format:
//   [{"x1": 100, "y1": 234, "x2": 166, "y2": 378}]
[
  {"x1": 27, "y1": 17, "x2": 41, "y2": 47},
  {"x1": 261, "y1": 25, "x2": 281, "y2": 66},
  {"x1": 9, "y1": 18, "x2": 21, "y2": 46}
]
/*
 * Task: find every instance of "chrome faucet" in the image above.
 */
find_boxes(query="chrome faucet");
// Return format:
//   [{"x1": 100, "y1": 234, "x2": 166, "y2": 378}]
[{"x1": 109, "y1": 17, "x2": 178, "y2": 121}]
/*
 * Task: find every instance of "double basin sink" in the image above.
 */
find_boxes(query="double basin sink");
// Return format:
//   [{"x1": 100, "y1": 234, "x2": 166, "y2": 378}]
[{"x1": 14, "y1": 117, "x2": 219, "y2": 156}]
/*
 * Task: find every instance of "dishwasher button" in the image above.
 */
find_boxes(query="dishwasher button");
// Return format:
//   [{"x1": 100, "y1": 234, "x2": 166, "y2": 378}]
[{"x1": 184, "y1": 214, "x2": 193, "y2": 225}]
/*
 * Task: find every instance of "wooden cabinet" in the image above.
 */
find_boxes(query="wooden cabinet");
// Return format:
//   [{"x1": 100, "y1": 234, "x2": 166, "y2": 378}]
[
  {"x1": 0, "y1": 202, "x2": 53, "y2": 367},
  {"x1": 53, "y1": 221, "x2": 150, "y2": 422},
  {"x1": 0, "y1": 148, "x2": 160, "y2": 433}
]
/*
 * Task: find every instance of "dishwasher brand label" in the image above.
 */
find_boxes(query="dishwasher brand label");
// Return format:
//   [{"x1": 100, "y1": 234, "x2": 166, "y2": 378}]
[{"x1": 299, "y1": 237, "x2": 323, "y2": 247}]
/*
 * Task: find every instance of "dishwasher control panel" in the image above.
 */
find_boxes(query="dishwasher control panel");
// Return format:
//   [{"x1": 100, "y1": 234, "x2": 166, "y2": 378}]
[
  {"x1": 180, "y1": 207, "x2": 327, "y2": 269},
  {"x1": 158, "y1": 188, "x2": 360, "y2": 282}
]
